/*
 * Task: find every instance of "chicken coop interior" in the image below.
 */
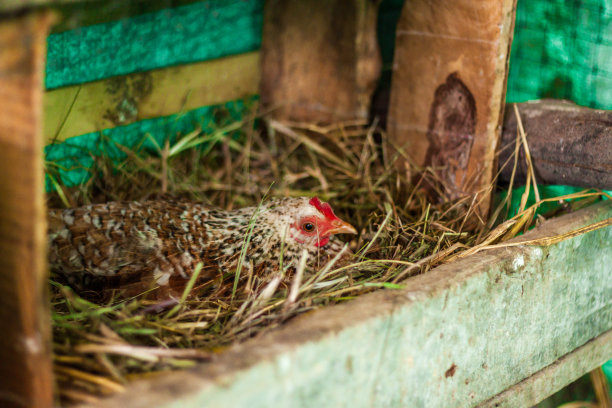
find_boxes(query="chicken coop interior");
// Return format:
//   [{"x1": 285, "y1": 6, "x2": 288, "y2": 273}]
[{"x1": 0, "y1": 0, "x2": 611, "y2": 407}]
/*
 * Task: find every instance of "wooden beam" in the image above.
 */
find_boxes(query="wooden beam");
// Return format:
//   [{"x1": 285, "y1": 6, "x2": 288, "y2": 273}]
[
  {"x1": 387, "y1": 0, "x2": 517, "y2": 220},
  {"x1": 0, "y1": 11, "x2": 54, "y2": 408},
  {"x1": 499, "y1": 100, "x2": 612, "y2": 190},
  {"x1": 83, "y1": 202, "x2": 612, "y2": 408},
  {"x1": 0, "y1": 0, "x2": 95, "y2": 13},
  {"x1": 260, "y1": 0, "x2": 381, "y2": 123},
  {"x1": 49, "y1": 0, "x2": 204, "y2": 34},
  {"x1": 44, "y1": 52, "x2": 259, "y2": 143},
  {"x1": 479, "y1": 330, "x2": 612, "y2": 407}
]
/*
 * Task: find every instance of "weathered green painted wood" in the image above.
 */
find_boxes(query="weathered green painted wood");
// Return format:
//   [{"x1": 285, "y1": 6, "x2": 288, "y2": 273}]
[
  {"x1": 44, "y1": 0, "x2": 263, "y2": 89},
  {"x1": 480, "y1": 329, "x2": 612, "y2": 407},
  {"x1": 85, "y1": 201, "x2": 612, "y2": 408}
]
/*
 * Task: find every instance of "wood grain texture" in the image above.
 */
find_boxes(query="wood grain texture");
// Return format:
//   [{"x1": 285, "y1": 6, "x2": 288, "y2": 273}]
[
  {"x1": 388, "y1": 0, "x2": 517, "y2": 219},
  {"x1": 499, "y1": 100, "x2": 612, "y2": 190},
  {"x1": 0, "y1": 12, "x2": 54, "y2": 408},
  {"x1": 45, "y1": 52, "x2": 260, "y2": 143},
  {"x1": 260, "y1": 0, "x2": 381, "y2": 123}
]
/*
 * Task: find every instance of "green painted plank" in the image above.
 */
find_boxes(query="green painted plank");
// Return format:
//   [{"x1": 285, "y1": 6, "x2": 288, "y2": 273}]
[
  {"x1": 45, "y1": 0, "x2": 263, "y2": 89},
  {"x1": 86, "y1": 202, "x2": 612, "y2": 408},
  {"x1": 480, "y1": 330, "x2": 612, "y2": 407}
]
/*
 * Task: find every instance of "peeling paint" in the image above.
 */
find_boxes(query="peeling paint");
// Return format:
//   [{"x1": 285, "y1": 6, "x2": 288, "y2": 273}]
[{"x1": 512, "y1": 255, "x2": 525, "y2": 270}]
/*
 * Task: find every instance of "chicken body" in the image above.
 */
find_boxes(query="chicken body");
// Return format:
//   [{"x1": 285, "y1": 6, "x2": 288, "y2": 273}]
[{"x1": 48, "y1": 197, "x2": 356, "y2": 297}]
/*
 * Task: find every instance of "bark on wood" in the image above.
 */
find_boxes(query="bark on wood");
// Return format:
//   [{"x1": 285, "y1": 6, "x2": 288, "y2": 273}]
[
  {"x1": 260, "y1": 0, "x2": 381, "y2": 124},
  {"x1": 0, "y1": 12, "x2": 54, "y2": 408},
  {"x1": 499, "y1": 100, "x2": 612, "y2": 190},
  {"x1": 387, "y1": 0, "x2": 517, "y2": 221}
]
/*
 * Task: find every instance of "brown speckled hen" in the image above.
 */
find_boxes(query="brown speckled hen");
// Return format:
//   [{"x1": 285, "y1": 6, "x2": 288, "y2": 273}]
[{"x1": 48, "y1": 197, "x2": 356, "y2": 298}]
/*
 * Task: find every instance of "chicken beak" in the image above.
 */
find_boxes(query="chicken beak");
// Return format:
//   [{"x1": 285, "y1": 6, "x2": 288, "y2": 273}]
[{"x1": 327, "y1": 219, "x2": 358, "y2": 236}]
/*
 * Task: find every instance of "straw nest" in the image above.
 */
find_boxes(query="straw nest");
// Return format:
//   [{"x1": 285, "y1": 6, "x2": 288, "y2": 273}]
[{"x1": 46, "y1": 104, "x2": 608, "y2": 405}]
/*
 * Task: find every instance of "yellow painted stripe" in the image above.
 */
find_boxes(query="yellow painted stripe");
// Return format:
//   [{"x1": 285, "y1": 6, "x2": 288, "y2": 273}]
[{"x1": 44, "y1": 51, "x2": 260, "y2": 142}]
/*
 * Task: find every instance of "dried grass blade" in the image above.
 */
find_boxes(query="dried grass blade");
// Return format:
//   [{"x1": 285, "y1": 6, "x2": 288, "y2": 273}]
[
  {"x1": 256, "y1": 275, "x2": 282, "y2": 302},
  {"x1": 269, "y1": 120, "x2": 352, "y2": 171},
  {"x1": 393, "y1": 242, "x2": 466, "y2": 283},
  {"x1": 473, "y1": 217, "x2": 612, "y2": 253},
  {"x1": 232, "y1": 200, "x2": 264, "y2": 301},
  {"x1": 590, "y1": 367, "x2": 612, "y2": 408},
  {"x1": 358, "y1": 203, "x2": 392, "y2": 260},
  {"x1": 286, "y1": 250, "x2": 308, "y2": 307},
  {"x1": 502, "y1": 207, "x2": 534, "y2": 241},
  {"x1": 167, "y1": 128, "x2": 201, "y2": 157},
  {"x1": 46, "y1": 171, "x2": 72, "y2": 208},
  {"x1": 303, "y1": 243, "x2": 350, "y2": 289},
  {"x1": 58, "y1": 389, "x2": 101, "y2": 405},
  {"x1": 74, "y1": 344, "x2": 210, "y2": 361},
  {"x1": 513, "y1": 104, "x2": 540, "y2": 202},
  {"x1": 54, "y1": 365, "x2": 125, "y2": 394},
  {"x1": 165, "y1": 262, "x2": 203, "y2": 319}
]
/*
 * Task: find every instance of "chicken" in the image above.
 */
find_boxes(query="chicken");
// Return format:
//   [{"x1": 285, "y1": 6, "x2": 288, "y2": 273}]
[{"x1": 48, "y1": 197, "x2": 357, "y2": 298}]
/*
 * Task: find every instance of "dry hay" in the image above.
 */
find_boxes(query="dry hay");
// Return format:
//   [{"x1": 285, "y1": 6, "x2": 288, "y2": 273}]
[{"x1": 46, "y1": 104, "x2": 609, "y2": 405}]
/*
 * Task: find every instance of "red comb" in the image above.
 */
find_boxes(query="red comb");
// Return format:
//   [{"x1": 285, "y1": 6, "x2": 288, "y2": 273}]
[{"x1": 309, "y1": 197, "x2": 339, "y2": 220}]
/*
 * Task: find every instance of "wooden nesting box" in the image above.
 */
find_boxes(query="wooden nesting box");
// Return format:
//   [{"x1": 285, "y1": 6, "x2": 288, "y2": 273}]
[{"x1": 0, "y1": 1, "x2": 610, "y2": 407}]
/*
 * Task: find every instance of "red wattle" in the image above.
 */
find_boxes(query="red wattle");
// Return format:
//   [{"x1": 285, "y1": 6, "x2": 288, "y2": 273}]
[{"x1": 315, "y1": 237, "x2": 330, "y2": 247}]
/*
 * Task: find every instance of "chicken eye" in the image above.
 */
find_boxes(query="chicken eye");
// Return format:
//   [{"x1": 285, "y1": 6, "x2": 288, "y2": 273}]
[{"x1": 301, "y1": 222, "x2": 316, "y2": 233}]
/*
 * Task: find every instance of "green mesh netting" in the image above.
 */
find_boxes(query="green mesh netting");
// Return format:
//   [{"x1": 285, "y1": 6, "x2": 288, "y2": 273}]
[
  {"x1": 506, "y1": 0, "x2": 612, "y2": 110},
  {"x1": 503, "y1": 0, "x2": 612, "y2": 214}
]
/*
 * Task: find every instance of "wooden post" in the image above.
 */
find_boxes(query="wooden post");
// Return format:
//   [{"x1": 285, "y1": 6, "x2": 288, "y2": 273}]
[
  {"x1": 388, "y1": 0, "x2": 517, "y2": 220},
  {"x1": 0, "y1": 11, "x2": 54, "y2": 408},
  {"x1": 499, "y1": 100, "x2": 612, "y2": 190},
  {"x1": 260, "y1": 0, "x2": 381, "y2": 124}
]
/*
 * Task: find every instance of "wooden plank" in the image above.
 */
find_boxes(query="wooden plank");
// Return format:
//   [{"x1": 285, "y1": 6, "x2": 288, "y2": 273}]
[
  {"x1": 479, "y1": 330, "x2": 612, "y2": 407},
  {"x1": 0, "y1": 0, "x2": 94, "y2": 13},
  {"x1": 0, "y1": 12, "x2": 54, "y2": 408},
  {"x1": 45, "y1": 0, "x2": 262, "y2": 90},
  {"x1": 260, "y1": 0, "x2": 381, "y2": 123},
  {"x1": 84, "y1": 202, "x2": 612, "y2": 408},
  {"x1": 45, "y1": 52, "x2": 260, "y2": 142},
  {"x1": 499, "y1": 100, "x2": 612, "y2": 190},
  {"x1": 388, "y1": 0, "x2": 517, "y2": 220},
  {"x1": 50, "y1": 0, "x2": 204, "y2": 34}
]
